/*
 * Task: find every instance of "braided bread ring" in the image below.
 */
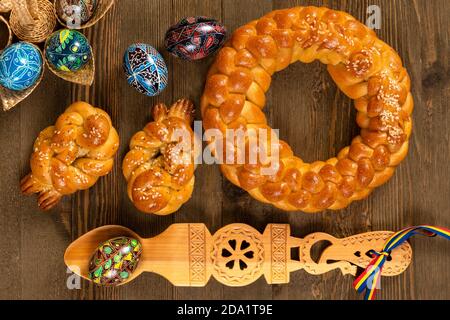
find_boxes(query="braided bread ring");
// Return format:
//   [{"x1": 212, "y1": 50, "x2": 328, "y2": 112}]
[
  {"x1": 122, "y1": 99, "x2": 197, "y2": 215},
  {"x1": 201, "y1": 7, "x2": 413, "y2": 212},
  {"x1": 21, "y1": 101, "x2": 120, "y2": 210}
]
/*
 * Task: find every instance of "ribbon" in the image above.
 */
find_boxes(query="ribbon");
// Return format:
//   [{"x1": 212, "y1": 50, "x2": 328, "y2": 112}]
[{"x1": 353, "y1": 225, "x2": 450, "y2": 300}]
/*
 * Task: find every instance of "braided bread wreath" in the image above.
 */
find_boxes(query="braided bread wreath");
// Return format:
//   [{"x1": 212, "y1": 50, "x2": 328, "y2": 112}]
[
  {"x1": 21, "y1": 102, "x2": 119, "y2": 210},
  {"x1": 201, "y1": 7, "x2": 413, "y2": 212}
]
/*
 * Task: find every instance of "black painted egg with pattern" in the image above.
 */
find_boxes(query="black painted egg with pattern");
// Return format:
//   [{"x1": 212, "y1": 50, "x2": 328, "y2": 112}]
[{"x1": 165, "y1": 16, "x2": 227, "y2": 61}]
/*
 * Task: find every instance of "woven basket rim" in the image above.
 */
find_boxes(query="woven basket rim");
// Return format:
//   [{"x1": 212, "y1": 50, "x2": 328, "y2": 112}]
[
  {"x1": 0, "y1": 0, "x2": 12, "y2": 13},
  {"x1": 10, "y1": 0, "x2": 57, "y2": 43},
  {"x1": 0, "y1": 15, "x2": 12, "y2": 51}
]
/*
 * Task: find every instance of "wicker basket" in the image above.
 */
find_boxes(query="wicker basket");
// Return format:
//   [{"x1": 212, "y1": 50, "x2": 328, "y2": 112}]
[
  {"x1": 54, "y1": 0, "x2": 115, "y2": 29},
  {"x1": 10, "y1": 0, "x2": 56, "y2": 43},
  {"x1": 0, "y1": 0, "x2": 12, "y2": 12},
  {"x1": 0, "y1": 15, "x2": 12, "y2": 51},
  {"x1": 43, "y1": 34, "x2": 95, "y2": 86},
  {"x1": 0, "y1": 44, "x2": 45, "y2": 111}
]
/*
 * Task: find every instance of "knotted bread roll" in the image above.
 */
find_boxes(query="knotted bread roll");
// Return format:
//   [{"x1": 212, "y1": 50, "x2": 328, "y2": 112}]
[
  {"x1": 122, "y1": 99, "x2": 197, "y2": 215},
  {"x1": 21, "y1": 101, "x2": 119, "y2": 210}
]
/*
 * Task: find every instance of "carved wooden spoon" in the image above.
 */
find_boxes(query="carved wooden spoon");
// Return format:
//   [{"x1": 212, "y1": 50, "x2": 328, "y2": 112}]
[{"x1": 65, "y1": 223, "x2": 413, "y2": 288}]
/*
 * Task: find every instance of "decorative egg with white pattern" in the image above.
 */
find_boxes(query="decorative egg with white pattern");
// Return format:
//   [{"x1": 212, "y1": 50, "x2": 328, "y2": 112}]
[
  {"x1": 0, "y1": 42, "x2": 43, "y2": 91},
  {"x1": 123, "y1": 43, "x2": 168, "y2": 96},
  {"x1": 165, "y1": 16, "x2": 227, "y2": 61}
]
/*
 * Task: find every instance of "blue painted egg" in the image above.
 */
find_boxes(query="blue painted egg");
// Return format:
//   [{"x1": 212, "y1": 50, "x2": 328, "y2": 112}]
[
  {"x1": 123, "y1": 43, "x2": 168, "y2": 97},
  {"x1": 56, "y1": 0, "x2": 99, "y2": 26},
  {"x1": 165, "y1": 16, "x2": 227, "y2": 61},
  {"x1": 0, "y1": 42, "x2": 43, "y2": 91},
  {"x1": 45, "y1": 29, "x2": 92, "y2": 72}
]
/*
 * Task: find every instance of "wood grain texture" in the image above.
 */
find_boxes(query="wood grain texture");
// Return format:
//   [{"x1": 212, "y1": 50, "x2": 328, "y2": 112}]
[{"x1": 0, "y1": 0, "x2": 449, "y2": 300}]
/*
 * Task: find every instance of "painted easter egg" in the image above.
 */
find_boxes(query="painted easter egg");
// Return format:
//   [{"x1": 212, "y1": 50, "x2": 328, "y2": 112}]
[
  {"x1": 123, "y1": 43, "x2": 168, "y2": 96},
  {"x1": 88, "y1": 237, "x2": 142, "y2": 286},
  {"x1": 0, "y1": 42, "x2": 43, "y2": 91},
  {"x1": 45, "y1": 29, "x2": 92, "y2": 72},
  {"x1": 165, "y1": 16, "x2": 227, "y2": 61},
  {"x1": 56, "y1": 0, "x2": 98, "y2": 26}
]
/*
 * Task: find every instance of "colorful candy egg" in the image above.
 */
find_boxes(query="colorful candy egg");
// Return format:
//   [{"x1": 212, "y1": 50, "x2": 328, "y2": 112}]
[
  {"x1": 0, "y1": 42, "x2": 43, "y2": 91},
  {"x1": 123, "y1": 43, "x2": 168, "y2": 96},
  {"x1": 88, "y1": 237, "x2": 142, "y2": 286},
  {"x1": 165, "y1": 16, "x2": 227, "y2": 61},
  {"x1": 55, "y1": 0, "x2": 98, "y2": 26},
  {"x1": 45, "y1": 29, "x2": 92, "y2": 72}
]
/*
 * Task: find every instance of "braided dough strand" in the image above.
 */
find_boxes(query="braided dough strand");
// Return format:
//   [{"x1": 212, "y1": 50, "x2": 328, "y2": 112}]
[
  {"x1": 21, "y1": 101, "x2": 120, "y2": 210},
  {"x1": 123, "y1": 99, "x2": 197, "y2": 215},
  {"x1": 201, "y1": 7, "x2": 413, "y2": 212}
]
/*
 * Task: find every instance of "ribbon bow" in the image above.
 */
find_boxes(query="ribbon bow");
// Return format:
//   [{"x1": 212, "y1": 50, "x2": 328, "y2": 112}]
[{"x1": 353, "y1": 225, "x2": 450, "y2": 300}]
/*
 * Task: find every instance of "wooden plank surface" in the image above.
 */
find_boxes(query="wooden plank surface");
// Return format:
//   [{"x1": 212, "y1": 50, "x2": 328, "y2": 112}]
[{"x1": 0, "y1": 0, "x2": 449, "y2": 300}]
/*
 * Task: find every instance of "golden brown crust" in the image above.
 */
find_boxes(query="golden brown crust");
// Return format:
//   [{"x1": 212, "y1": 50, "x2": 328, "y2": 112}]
[
  {"x1": 20, "y1": 101, "x2": 120, "y2": 210},
  {"x1": 122, "y1": 99, "x2": 197, "y2": 215},
  {"x1": 201, "y1": 7, "x2": 413, "y2": 212}
]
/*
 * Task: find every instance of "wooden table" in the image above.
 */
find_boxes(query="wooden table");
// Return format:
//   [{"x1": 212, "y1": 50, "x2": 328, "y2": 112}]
[{"x1": 1, "y1": 0, "x2": 449, "y2": 300}]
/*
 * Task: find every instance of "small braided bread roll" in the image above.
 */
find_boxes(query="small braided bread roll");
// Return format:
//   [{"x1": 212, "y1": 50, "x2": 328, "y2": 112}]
[
  {"x1": 201, "y1": 7, "x2": 413, "y2": 212},
  {"x1": 21, "y1": 101, "x2": 120, "y2": 210},
  {"x1": 123, "y1": 99, "x2": 197, "y2": 215}
]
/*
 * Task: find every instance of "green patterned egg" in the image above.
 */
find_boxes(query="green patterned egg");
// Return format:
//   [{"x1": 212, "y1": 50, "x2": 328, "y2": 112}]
[
  {"x1": 45, "y1": 29, "x2": 92, "y2": 72},
  {"x1": 88, "y1": 237, "x2": 142, "y2": 286}
]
